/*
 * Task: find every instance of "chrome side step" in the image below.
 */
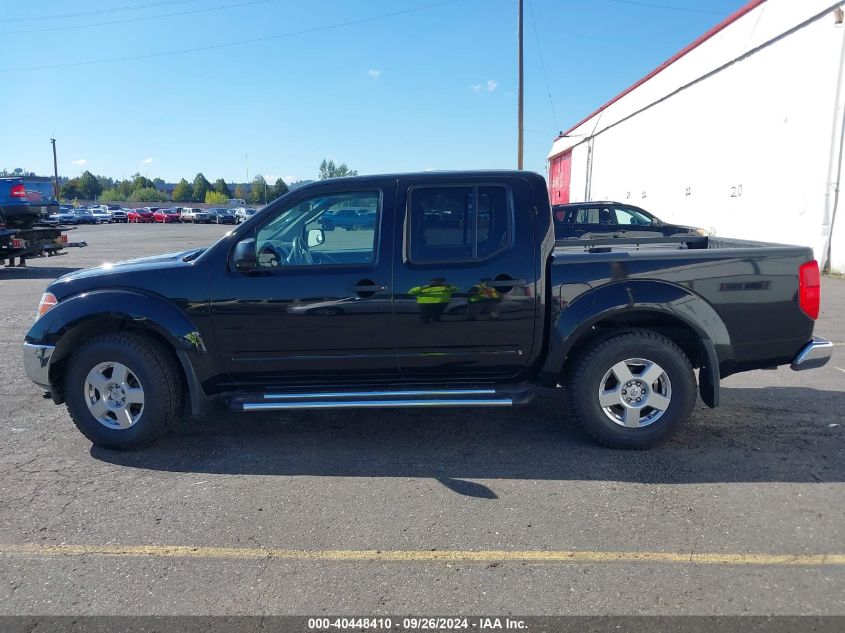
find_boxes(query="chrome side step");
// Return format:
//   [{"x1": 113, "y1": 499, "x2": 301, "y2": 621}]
[
  {"x1": 229, "y1": 386, "x2": 531, "y2": 411},
  {"x1": 263, "y1": 388, "x2": 496, "y2": 400},
  {"x1": 242, "y1": 398, "x2": 513, "y2": 411}
]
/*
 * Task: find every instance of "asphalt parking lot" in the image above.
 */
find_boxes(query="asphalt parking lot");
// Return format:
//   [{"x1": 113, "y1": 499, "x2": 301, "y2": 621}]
[{"x1": 0, "y1": 222, "x2": 843, "y2": 616}]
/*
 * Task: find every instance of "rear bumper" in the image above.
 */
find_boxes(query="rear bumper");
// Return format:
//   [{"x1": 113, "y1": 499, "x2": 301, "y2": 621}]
[
  {"x1": 23, "y1": 342, "x2": 55, "y2": 389},
  {"x1": 790, "y1": 337, "x2": 834, "y2": 371},
  {"x1": 1, "y1": 203, "x2": 40, "y2": 226}
]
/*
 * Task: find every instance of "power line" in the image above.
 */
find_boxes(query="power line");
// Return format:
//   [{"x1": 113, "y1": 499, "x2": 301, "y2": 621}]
[
  {"x1": 527, "y1": 0, "x2": 558, "y2": 133},
  {"x1": 2, "y1": 0, "x2": 272, "y2": 35},
  {"x1": 5, "y1": 0, "x2": 201, "y2": 22},
  {"x1": 0, "y1": 0, "x2": 461, "y2": 73},
  {"x1": 604, "y1": 0, "x2": 723, "y2": 15}
]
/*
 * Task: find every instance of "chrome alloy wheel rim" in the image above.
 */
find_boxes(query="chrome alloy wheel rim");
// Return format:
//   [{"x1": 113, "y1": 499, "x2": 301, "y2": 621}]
[
  {"x1": 84, "y1": 362, "x2": 145, "y2": 429},
  {"x1": 597, "y1": 357, "x2": 672, "y2": 428}
]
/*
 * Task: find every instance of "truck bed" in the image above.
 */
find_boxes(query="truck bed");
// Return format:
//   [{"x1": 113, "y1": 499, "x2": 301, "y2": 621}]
[{"x1": 550, "y1": 235, "x2": 816, "y2": 378}]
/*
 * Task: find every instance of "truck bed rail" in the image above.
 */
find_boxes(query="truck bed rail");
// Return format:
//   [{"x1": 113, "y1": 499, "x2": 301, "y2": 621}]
[{"x1": 554, "y1": 235, "x2": 709, "y2": 252}]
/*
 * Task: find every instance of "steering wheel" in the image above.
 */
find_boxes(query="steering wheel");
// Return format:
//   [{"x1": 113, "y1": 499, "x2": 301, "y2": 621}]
[
  {"x1": 258, "y1": 243, "x2": 286, "y2": 268},
  {"x1": 287, "y1": 236, "x2": 314, "y2": 266}
]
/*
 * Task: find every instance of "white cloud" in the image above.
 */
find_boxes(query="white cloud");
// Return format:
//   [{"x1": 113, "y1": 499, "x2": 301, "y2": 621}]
[
  {"x1": 70, "y1": 159, "x2": 87, "y2": 165},
  {"x1": 284, "y1": 175, "x2": 296, "y2": 183},
  {"x1": 368, "y1": 69, "x2": 382, "y2": 78},
  {"x1": 140, "y1": 157, "x2": 154, "y2": 164},
  {"x1": 470, "y1": 81, "x2": 498, "y2": 93}
]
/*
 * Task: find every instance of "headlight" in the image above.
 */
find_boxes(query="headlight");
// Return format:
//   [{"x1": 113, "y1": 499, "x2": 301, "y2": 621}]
[
  {"x1": 694, "y1": 228, "x2": 708, "y2": 236},
  {"x1": 36, "y1": 292, "x2": 57, "y2": 320}
]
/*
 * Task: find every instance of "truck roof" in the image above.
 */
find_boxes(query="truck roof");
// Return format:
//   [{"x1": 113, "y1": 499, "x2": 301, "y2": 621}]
[{"x1": 294, "y1": 170, "x2": 546, "y2": 190}]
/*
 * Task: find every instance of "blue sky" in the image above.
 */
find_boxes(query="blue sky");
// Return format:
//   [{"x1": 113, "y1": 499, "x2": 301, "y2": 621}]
[{"x1": 0, "y1": 0, "x2": 746, "y2": 184}]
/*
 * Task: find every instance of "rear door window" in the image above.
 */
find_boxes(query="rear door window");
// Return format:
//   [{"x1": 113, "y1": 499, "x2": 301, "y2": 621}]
[{"x1": 407, "y1": 185, "x2": 512, "y2": 264}]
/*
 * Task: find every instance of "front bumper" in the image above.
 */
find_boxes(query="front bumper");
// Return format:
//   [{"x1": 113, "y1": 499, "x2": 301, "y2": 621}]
[
  {"x1": 791, "y1": 337, "x2": 834, "y2": 371},
  {"x1": 23, "y1": 342, "x2": 55, "y2": 389}
]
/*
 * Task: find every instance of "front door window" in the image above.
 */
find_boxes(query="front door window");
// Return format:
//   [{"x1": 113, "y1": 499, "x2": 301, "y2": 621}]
[{"x1": 255, "y1": 191, "x2": 380, "y2": 268}]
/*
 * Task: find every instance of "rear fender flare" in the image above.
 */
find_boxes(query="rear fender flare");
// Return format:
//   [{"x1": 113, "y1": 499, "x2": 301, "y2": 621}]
[{"x1": 540, "y1": 280, "x2": 731, "y2": 405}]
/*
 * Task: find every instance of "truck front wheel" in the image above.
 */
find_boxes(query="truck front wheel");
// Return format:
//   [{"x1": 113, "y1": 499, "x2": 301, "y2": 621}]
[
  {"x1": 566, "y1": 329, "x2": 696, "y2": 449},
  {"x1": 63, "y1": 333, "x2": 183, "y2": 450}
]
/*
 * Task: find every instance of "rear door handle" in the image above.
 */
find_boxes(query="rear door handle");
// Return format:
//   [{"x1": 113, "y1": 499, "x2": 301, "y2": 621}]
[{"x1": 486, "y1": 279, "x2": 527, "y2": 289}]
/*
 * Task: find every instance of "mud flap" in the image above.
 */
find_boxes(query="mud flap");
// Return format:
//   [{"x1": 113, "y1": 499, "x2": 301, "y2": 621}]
[{"x1": 698, "y1": 338, "x2": 720, "y2": 408}]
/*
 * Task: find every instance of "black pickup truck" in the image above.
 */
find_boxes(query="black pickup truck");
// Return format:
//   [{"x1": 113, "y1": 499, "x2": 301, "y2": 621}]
[{"x1": 23, "y1": 171, "x2": 832, "y2": 450}]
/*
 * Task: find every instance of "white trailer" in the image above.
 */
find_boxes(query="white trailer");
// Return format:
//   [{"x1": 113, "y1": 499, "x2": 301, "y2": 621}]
[{"x1": 548, "y1": 0, "x2": 845, "y2": 272}]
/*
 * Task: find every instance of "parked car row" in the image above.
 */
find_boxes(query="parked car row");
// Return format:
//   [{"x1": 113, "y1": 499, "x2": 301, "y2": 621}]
[
  {"x1": 125, "y1": 206, "x2": 250, "y2": 225},
  {"x1": 47, "y1": 204, "x2": 127, "y2": 225},
  {"x1": 46, "y1": 205, "x2": 259, "y2": 225}
]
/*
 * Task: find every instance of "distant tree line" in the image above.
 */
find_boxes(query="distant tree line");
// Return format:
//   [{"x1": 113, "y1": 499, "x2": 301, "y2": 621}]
[
  {"x1": 3, "y1": 157, "x2": 355, "y2": 205},
  {"x1": 59, "y1": 171, "x2": 291, "y2": 205}
]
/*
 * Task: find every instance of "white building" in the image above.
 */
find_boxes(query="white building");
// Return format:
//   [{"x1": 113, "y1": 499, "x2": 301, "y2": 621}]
[{"x1": 547, "y1": 0, "x2": 845, "y2": 272}]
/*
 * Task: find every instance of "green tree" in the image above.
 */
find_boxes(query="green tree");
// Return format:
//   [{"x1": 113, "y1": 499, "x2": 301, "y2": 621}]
[
  {"x1": 128, "y1": 187, "x2": 168, "y2": 203},
  {"x1": 213, "y1": 178, "x2": 232, "y2": 198},
  {"x1": 116, "y1": 180, "x2": 134, "y2": 199},
  {"x1": 132, "y1": 173, "x2": 155, "y2": 191},
  {"x1": 192, "y1": 173, "x2": 212, "y2": 203},
  {"x1": 78, "y1": 170, "x2": 103, "y2": 199},
  {"x1": 318, "y1": 159, "x2": 357, "y2": 180},
  {"x1": 269, "y1": 178, "x2": 289, "y2": 201},
  {"x1": 172, "y1": 179, "x2": 193, "y2": 202},
  {"x1": 60, "y1": 179, "x2": 83, "y2": 201},
  {"x1": 99, "y1": 188, "x2": 123, "y2": 201},
  {"x1": 234, "y1": 184, "x2": 248, "y2": 201},
  {"x1": 250, "y1": 175, "x2": 267, "y2": 204},
  {"x1": 97, "y1": 175, "x2": 115, "y2": 192},
  {"x1": 1, "y1": 167, "x2": 36, "y2": 177},
  {"x1": 205, "y1": 190, "x2": 228, "y2": 204}
]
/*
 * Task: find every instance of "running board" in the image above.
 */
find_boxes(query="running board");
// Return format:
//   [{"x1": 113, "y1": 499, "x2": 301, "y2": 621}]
[{"x1": 228, "y1": 387, "x2": 532, "y2": 412}]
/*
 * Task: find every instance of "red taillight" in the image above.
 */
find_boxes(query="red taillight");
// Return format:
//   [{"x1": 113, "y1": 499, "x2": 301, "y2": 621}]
[
  {"x1": 799, "y1": 260, "x2": 821, "y2": 320},
  {"x1": 12, "y1": 238, "x2": 26, "y2": 249},
  {"x1": 10, "y1": 184, "x2": 26, "y2": 198}
]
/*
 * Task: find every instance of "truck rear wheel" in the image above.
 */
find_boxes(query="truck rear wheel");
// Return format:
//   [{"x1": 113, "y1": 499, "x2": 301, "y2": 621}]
[
  {"x1": 566, "y1": 329, "x2": 696, "y2": 449},
  {"x1": 63, "y1": 333, "x2": 183, "y2": 450}
]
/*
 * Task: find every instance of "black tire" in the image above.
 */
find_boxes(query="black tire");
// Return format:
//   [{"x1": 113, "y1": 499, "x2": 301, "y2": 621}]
[
  {"x1": 566, "y1": 329, "x2": 696, "y2": 449},
  {"x1": 63, "y1": 333, "x2": 183, "y2": 450}
]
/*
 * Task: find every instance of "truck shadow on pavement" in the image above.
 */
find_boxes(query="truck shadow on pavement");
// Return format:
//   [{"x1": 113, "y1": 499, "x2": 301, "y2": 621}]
[
  {"x1": 0, "y1": 265, "x2": 80, "y2": 279},
  {"x1": 92, "y1": 386, "x2": 845, "y2": 491}
]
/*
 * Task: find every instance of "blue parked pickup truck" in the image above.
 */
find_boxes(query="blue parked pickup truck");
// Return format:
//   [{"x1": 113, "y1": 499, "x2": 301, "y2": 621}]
[
  {"x1": 1, "y1": 177, "x2": 58, "y2": 229},
  {"x1": 23, "y1": 171, "x2": 831, "y2": 450},
  {"x1": 1, "y1": 177, "x2": 82, "y2": 264}
]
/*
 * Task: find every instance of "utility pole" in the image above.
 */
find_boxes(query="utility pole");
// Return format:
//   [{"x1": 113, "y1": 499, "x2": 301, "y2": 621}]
[
  {"x1": 50, "y1": 138, "x2": 59, "y2": 199},
  {"x1": 517, "y1": 0, "x2": 524, "y2": 170}
]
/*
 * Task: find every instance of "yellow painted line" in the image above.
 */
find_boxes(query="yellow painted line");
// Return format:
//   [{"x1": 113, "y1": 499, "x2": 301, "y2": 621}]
[{"x1": 0, "y1": 543, "x2": 843, "y2": 566}]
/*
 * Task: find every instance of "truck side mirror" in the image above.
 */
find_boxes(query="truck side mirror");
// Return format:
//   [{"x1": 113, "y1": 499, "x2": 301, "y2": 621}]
[
  {"x1": 232, "y1": 238, "x2": 257, "y2": 272},
  {"x1": 307, "y1": 228, "x2": 325, "y2": 248}
]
